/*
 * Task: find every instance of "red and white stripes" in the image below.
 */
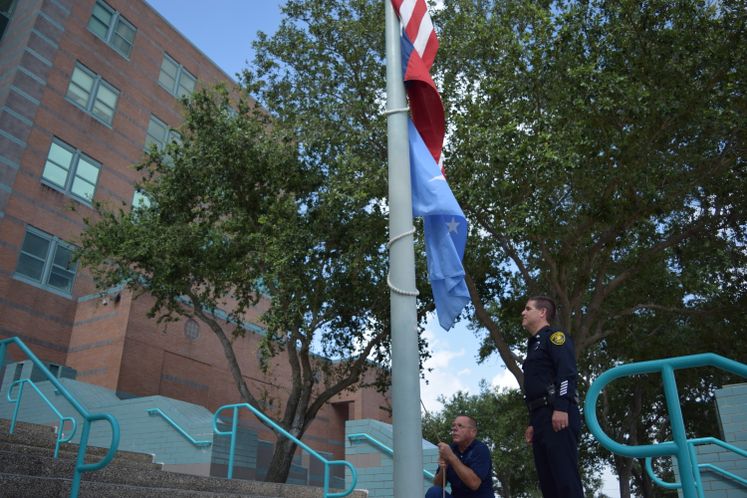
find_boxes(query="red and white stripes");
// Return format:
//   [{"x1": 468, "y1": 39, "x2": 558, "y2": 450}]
[{"x1": 390, "y1": 0, "x2": 439, "y2": 70}]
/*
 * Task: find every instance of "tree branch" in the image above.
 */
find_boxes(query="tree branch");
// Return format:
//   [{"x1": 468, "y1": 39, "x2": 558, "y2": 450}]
[
  {"x1": 303, "y1": 328, "x2": 387, "y2": 427},
  {"x1": 190, "y1": 294, "x2": 262, "y2": 410},
  {"x1": 465, "y1": 273, "x2": 525, "y2": 389},
  {"x1": 471, "y1": 210, "x2": 536, "y2": 289}
]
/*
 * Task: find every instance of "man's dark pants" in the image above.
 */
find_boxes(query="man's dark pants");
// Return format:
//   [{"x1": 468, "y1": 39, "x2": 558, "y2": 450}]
[{"x1": 531, "y1": 405, "x2": 584, "y2": 498}]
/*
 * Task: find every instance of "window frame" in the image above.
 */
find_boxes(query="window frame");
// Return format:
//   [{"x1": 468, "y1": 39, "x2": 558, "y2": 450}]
[
  {"x1": 65, "y1": 62, "x2": 120, "y2": 126},
  {"x1": 14, "y1": 226, "x2": 78, "y2": 297},
  {"x1": 158, "y1": 53, "x2": 197, "y2": 98},
  {"x1": 145, "y1": 114, "x2": 181, "y2": 152},
  {"x1": 41, "y1": 138, "x2": 101, "y2": 205},
  {"x1": 0, "y1": 0, "x2": 17, "y2": 43},
  {"x1": 87, "y1": 0, "x2": 136, "y2": 58}
]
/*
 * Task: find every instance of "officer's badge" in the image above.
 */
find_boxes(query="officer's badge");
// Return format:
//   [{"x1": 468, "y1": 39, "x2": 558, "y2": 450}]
[{"x1": 550, "y1": 332, "x2": 566, "y2": 346}]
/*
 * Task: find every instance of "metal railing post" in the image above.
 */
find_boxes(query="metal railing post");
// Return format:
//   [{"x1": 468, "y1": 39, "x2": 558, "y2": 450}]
[
  {"x1": 0, "y1": 342, "x2": 6, "y2": 378},
  {"x1": 226, "y1": 406, "x2": 239, "y2": 479},
  {"x1": 9, "y1": 379, "x2": 24, "y2": 434},
  {"x1": 71, "y1": 419, "x2": 92, "y2": 498},
  {"x1": 0, "y1": 337, "x2": 120, "y2": 498},
  {"x1": 661, "y1": 364, "x2": 697, "y2": 498},
  {"x1": 585, "y1": 353, "x2": 747, "y2": 497},
  {"x1": 213, "y1": 402, "x2": 358, "y2": 498}
]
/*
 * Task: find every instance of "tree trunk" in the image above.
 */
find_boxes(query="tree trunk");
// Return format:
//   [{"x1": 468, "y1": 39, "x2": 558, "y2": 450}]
[
  {"x1": 264, "y1": 437, "x2": 299, "y2": 483},
  {"x1": 613, "y1": 454, "x2": 633, "y2": 498},
  {"x1": 632, "y1": 458, "x2": 657, "y2": 497}
]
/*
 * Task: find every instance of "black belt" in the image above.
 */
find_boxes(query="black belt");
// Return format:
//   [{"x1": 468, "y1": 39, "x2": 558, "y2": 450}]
[
  {"x1": 526, "y1": 396, "x2": 551, "y2": 411},
  {"x1": 526, "y1": 395, "x2": 579, "y2": 412}
]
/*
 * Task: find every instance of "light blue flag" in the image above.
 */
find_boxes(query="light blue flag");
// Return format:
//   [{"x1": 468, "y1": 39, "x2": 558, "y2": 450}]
[{"x1": 408, "y1": 120, "x2": 470, "y2": 330}]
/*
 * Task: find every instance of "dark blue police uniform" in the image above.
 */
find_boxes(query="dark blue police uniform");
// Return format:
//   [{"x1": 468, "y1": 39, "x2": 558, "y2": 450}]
[
  {"x1": 523, "y1": 326, "x2": 584, "y2": 498},
  {"x1": 425, "y1": 439, "x2": 493, "y2": 498}
]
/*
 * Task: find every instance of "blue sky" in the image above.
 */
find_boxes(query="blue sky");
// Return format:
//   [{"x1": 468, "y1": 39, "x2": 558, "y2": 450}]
[
  {"x1": 143, "y1": 1, "x2": 618, "y2": 495},
  {"x1": 145, "y1": 0, "x2": 285, "y2": 80}
]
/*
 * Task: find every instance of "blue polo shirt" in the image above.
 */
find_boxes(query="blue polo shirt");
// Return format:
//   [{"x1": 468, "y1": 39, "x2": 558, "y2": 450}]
[{"x1": 438, "y1": 439, "x2": 493, "y2": 498}]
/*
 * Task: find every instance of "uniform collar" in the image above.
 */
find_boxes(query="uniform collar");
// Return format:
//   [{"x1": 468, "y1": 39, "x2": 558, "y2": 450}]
[
  {"x1": 528, "y1": 326, "x2": 552, "y2": 345},
  {"x1": 536, "y1": 325, "x2": 553, "y2": 337}
]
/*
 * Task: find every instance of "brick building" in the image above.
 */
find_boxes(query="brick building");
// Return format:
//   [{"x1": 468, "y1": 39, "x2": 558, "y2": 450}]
[{"x1": 0, "y1": 0, "x2": 390, "y2": 473}]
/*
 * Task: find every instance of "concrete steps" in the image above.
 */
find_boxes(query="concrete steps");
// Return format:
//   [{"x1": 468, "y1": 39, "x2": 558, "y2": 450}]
[{"x1": 0, "y1": 419, "x2": 368, "y2": 498}]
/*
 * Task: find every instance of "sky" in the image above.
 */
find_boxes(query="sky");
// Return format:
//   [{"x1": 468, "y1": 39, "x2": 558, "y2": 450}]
[{"x1": 144, "y1": 1, "x2": 619, "y2": 496}]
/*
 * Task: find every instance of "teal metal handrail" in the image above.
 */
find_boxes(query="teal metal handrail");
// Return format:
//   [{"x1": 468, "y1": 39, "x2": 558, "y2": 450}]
[
  {"x1": 645, "y1": 437, "x2": 747, "y2": 491},
  {"x1": 147, "y1": 408, "x2": 212, "y2": 447},
  {"x1": 347, "y1": 432, "x2": 435, "y2": 480},
  {"x1": 584, "y1": 353, "x2": 747, "y2": 498},
  {"x1": 213, "y1": 402, "x2": 358, "y2": 498},
  {"x1": 7, "y1": 378, "x2": 77, "y2": 458},
  {"x1": 0, "y1": 337, "x2": 120, "y2": 498}
]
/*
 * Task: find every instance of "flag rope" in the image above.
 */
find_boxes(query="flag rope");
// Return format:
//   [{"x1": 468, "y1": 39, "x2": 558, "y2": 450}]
[
  {"x1": 382, "y1": 106, "x2": 410, "y2": 116},
  {"x1": 387, "y1": 227, "x2": 420, "y2": 296}
]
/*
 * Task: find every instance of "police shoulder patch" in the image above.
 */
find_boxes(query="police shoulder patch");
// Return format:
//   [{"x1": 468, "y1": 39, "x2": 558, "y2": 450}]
[{"x1": 550, "y1": 331, "x2": 566, "y2": 346}]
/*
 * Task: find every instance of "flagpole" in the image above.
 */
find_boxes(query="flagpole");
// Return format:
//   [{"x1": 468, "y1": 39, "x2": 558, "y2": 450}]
[{"x1": 384, "y1": 1, "x2": 424, "y2": 498}]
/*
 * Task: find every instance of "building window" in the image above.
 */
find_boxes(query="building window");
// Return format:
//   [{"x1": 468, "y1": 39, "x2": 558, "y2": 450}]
[
  {"x1": 184, "y1": 319, "x2": 200, "y2": 341},
  {"x1": 41, "y1": 139, "x2": 100, "y2": 204},
  {"x1": 87, "y1": 0, "x2": 136, "y2": 58},
  {"x1": 15, "y1": 227, "x2": 77, "y2": 294},
  {"x1": 158, "y1": 54, "x2": 196, "y2": 98},
  {"x1": 145, "y1": 115, "x2": 180, "y2": 151},
  {"x1": 0, "y1": 0, "x2": 16, "y2": 42},
  {"x1": 66, "y1": 63, "x2": 119, "y2": 125}
]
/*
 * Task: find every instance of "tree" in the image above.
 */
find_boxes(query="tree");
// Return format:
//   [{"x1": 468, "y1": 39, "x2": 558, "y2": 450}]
[
  {"x1": 76, "y1": 85, "x2": 429, "y2": 483},
  {"x1": 245, "y1": 0, "x2": 746, "y2": 492},
  {"x1": 244, "y1": 0, "x2": 438, "y2": 479},
  {"x1": 432, "y1": 1, "x2": 746, "y2": 494}
]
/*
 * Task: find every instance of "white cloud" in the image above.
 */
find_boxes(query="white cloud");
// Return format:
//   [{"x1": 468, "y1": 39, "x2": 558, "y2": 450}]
[
  {"x1": 490, "y1": 367, "x2": 520, "y2": 391},
  {"x1": 419, "y1": 324, "x2": 470, "y2": 414},
  {"x1": 418, "y1": 316, "x2": 517, "y2": 414}
]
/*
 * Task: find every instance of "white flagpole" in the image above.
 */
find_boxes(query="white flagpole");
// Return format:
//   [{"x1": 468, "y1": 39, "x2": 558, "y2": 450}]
[{"x1": 384, "y1": 1, "x2": 424, "y2": 498}]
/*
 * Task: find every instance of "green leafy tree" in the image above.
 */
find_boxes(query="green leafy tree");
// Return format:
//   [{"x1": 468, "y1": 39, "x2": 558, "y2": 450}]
[
  {"x1": 245, "y1": 0, "x2": 746, "y2": 492},
  {"x1": 432, "y1": 1, "x2": 746, "y2": 494},
  {"x1": 76, "y1": 84, "x2": 431, "y2": 483}
]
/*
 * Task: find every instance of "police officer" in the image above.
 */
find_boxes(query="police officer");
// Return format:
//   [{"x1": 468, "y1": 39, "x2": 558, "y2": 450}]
[{"x1": 521, "y1": 296, "x2": 584, "y2": 498}]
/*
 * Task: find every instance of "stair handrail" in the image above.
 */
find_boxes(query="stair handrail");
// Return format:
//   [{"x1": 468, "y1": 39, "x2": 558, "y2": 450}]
[
  {"x1": 0, "y1": 337, "x2": 120, "y2": 498},
  {"x1": 147, "y1": 407, "x2": 212, "y2": 447},
  {"x1": 644, "y1": 437, "x2": 747, "y2": 491},
  {"x1": 584, "y1": 353, "x2": 747, "y2": 498},
  {"x1": 213, "y1": 402, "x2": 358, "y2": 498},
  {"x1": 347, "y1": 432, "x2": 435, "y2": 480},
  {"x1": 7, "y1": 378, "x2": 77, "y2": 457}
]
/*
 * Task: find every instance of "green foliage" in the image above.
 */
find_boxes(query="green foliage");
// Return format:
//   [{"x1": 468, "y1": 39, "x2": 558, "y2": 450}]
[
  {"x1": 433, "y1": 2, "x2": 746, "y2": 494},
  {"x1": 76, "y1": 83, "x2": 402, "y2": 483},
  {"x1": 79, "y1": 86, "x2": 303, "y2": 325}
]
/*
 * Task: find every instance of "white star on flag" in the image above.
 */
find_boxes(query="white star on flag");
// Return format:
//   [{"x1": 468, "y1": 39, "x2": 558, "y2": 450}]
[{"x1": 446, "y1": 217, "x2": 459, "y2": 233}]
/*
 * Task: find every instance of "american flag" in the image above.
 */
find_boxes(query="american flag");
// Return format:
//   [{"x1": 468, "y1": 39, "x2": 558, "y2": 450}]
[
  {"x1": 391, "y1": 0, "x2": 445, "y2": 166},
  {"x1": 390, "y1": 0, "x2": 439, "y2": 71}
]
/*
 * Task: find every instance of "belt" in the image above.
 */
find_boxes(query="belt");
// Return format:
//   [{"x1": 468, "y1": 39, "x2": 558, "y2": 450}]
[
  {"x1": 526, "y1": 395, "x2": 580, "y2": 412},
  {"x1": 526, "y1": 396, "x2": 551, "y2": 411}
]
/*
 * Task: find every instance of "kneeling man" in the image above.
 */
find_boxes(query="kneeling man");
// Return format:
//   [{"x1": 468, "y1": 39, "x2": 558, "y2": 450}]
[{"x1": 425, "y1": 415, "x2": 493, "y2": 498}]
